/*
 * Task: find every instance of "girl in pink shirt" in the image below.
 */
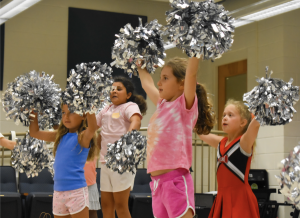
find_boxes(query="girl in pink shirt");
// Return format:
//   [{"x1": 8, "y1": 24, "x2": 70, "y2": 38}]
[
  {"x1": 96, "y1": 76, "x2": 147, "y2": 218},
  {"x1": 137, "y1": 57, "x2": 215, "y2": 218}
]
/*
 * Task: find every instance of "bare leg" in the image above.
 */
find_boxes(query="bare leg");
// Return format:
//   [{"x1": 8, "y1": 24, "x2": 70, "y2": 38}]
[
  {"x1": 181, "y1": 208, "x2": 194, "y2": 218},
  {"x1": 89, "y1": 210, "x2": 98, "y2": 218},
  {"x1": 71, "y1": 206, "x2": 89, "y2": 218},
  {"x1": 54, "y1": 215, "x2": 71, "y2": 218},
  {"x1": 113, "y1": 187, "x2": 131, "y2": 218},
  {"x1": 101, "y1": 191, "x2": 115, "y2": 218}
]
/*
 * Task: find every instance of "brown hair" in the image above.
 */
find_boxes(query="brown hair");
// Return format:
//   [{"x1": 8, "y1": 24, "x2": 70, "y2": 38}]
[
  {"x1": 225, "y1": 99, "x2": 256, "y2": 152},
  {"x1": 113, "y1": 76, "x2": 147, "y2": 115},
  {"x1": 53, "y1": 105, "x2": 99, "y2": 161},
  {"x1": 164, "y1": 57, "x2": 215, "y2": 135}
]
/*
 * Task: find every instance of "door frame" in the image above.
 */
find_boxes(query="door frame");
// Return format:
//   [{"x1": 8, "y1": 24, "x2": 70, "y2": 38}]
[{"x1": 218, "y1": 59, "x2": 247, "y2": 130}]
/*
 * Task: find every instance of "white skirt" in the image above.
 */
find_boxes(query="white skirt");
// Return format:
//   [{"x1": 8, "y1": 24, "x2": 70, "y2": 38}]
[{"x1": 88, "y1": 183, "x2": 101, "y2": 210}]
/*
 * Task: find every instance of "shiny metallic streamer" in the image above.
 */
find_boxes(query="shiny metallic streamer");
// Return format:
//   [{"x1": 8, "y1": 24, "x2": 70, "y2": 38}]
[
  {"x1": 11, "y1": 132, "x2": 54, "y2": 178},
  {"x1": 164, "y1": 0, "x2": 235, "y2": 60},
  {"x1": 104, "y1": 130, "x2": 147, "y2": 174},
  {"x1": 111, "y1": 18, "x2": 166, "y2": 77},
  {"x1": 2, "y1": 71, "x2": 61, "y2": 130},
  {"x1": 243, "y1": 66, "x2": 299, "y2": 126},
  {"x1": 61, "y1": 62, "x2": 114, "y2": 115},
  {"x1": 276, "y1": 142, "x2": 300, "y2": 209}
]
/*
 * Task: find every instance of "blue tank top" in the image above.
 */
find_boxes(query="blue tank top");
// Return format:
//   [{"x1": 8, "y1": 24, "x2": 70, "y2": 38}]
[{"x1": 53, "y1": 132, "x2": 90, "y2": 191}]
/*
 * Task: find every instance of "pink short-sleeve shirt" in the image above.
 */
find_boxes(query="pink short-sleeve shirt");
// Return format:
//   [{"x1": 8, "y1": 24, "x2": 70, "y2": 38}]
[
  {"x1": 96, "y1": 102, "x2": 142, "y2": 162},
  {"x1": 146, "y1": 94, "x2": 198, "y2": 173}
]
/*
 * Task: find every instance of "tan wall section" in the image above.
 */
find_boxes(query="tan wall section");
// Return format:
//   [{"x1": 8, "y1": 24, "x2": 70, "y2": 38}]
[
  {"x1": 0, "y1": 0, "x2": 171, "y2": 133},
  {"x1": 197, "y1": 9, "x2": 300, "y2": 217}
]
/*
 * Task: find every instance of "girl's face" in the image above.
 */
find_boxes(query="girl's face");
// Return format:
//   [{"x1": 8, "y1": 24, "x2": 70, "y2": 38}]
[
  {"x1": 222, "y1": 104, "x2": 246, "y2": 134},
  {"x1": 62, "y1": 104, "x2": 84, "y2": 133},
  {"x1": 110, "y1": 82, "x2": 132, "y2": 106},
  {"x1": 157, "y1": 66, "x2": 184, "y2": 101}
]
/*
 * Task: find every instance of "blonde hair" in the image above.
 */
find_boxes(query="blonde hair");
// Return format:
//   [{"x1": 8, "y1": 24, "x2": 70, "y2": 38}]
[
  {"x1": 53, "y1": 105, "x2": 99, "y2": 161},
  {"x1": 164, "y1": 57, "x2": 215, "y2": 135},
  {"x1": 225, "y1": 99, "x2": 256, "y2": 154}
]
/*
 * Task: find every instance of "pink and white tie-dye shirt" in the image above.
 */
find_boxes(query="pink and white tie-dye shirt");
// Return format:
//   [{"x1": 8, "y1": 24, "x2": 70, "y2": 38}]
[{"x1": 147, "y1": 93, "x2": 198, "y2": 173}]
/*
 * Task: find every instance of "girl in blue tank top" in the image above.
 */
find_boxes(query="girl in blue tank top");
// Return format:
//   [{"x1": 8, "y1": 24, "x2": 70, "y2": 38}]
[{"x1": 29, "y1": 104, "x2": 99, "y2": 218}]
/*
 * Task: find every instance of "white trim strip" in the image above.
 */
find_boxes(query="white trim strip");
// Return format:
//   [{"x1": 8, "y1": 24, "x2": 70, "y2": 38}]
[
  {"x1": 226, "y1": 162, "x2": 245, "y2": 181},
  {"x1": 226, "y1": 142, "x2": 240, "y2": 157},
  {"x1": 240, "y1": 147, "x2": 252, "y2": 157},
  {"x1": 176, "y1": 176, "x2": 195, "y2": 218}
]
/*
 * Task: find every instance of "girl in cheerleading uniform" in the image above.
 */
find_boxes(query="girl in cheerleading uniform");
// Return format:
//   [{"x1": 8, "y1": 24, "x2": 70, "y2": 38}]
[{"x1": 198, "y1": 99, "x2": 260, "y2": 218}]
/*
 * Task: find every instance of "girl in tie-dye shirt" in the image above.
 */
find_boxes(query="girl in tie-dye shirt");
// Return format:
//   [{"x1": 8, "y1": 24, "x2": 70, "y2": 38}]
[{"x1": 137, "y1": 57, "x2": 215, "y2": 218}]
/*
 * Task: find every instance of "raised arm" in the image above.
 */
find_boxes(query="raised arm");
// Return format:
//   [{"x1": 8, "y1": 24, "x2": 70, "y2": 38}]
[
  {"x1": 240, "y1": 118, "x2": 260, "y2": 154},
  {"x1": 197, "y1": 133, "x2": 223, "y2": 149},
  {"x1": 0, "y1": 133, "x2": 16, "y2": 150},
  {"x1": 137, "y1": 66, "x2": 160, "y2": 106},
  {"x1": 29, "y1": 112, "x2": 57, "y2": 142},
  {"x1": 79, "y1": 113, "x2": 99, "y2": 148},
  {"x1": 185, "y1": 57, "x2": 201, "y2": 109}
]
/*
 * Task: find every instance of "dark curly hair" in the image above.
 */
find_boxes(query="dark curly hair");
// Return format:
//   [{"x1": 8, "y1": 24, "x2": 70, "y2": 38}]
[{"x1": 113, "y1": 76, "x2": 147, "y2": 115}]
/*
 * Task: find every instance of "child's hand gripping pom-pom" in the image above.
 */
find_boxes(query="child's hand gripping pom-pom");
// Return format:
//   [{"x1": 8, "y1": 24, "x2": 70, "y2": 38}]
[
  {"x1": 164, "y1": 0, "x2": 235, "y2": 60},
  {"x1": 2, "y1": 71, "x2": 61, "y2": 129},
  {"x1": 243, "y1": 66, "x2": 299, "y2": 126},
  {"x1": 276, "y1": 142, "x2": 300, "y2": 209},
  {"x1": 11, "y1": 132, "x2": 54, "y2": 178},
  {"x1": 104, "y1": 130, "x2": 147, "y2": 175},
  {"x1": 111, "y1": 18, "x2": 166, "y2": 77},
  {"x1": 62, "y1": 61, "x2": 114, "y2": 116}
]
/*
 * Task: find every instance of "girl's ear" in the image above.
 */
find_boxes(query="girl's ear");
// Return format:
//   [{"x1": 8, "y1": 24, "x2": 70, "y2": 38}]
[
  {"x1": 179, "y1": 79, "x2": 185, "y2": 91},
  {"x1": 240, "y1": 118, "x2": 247, "y2": 128},
  {"x1": 127, "y1": 92, "x2": 132, "y2": 99}
]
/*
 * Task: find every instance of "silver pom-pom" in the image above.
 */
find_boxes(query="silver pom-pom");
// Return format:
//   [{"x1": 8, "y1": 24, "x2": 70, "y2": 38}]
[
  {"x1": 111, "y1": 18, "x2": 166, "y2": 77},
  {"x1": 164, "y1": 0, "x2": 235, "y2": 60},
  {"x1": 243, "y1": 66, "x2": 299, "y2": 126},
  {"x1": 276, "y1": 143, "x2": 300, "y2": 209},
  {"x1": 105, "y1": 130, "x2": 147, "y2": 174},
  {"x1": 2, "y1": 71, "x2": 61, "y2": 129},
  {"x1": 11, "y1": 132, "x2": 54, "y2": 178},
  {"x1": 62, "y1": 62, "x2": 113, "y2": 115}
]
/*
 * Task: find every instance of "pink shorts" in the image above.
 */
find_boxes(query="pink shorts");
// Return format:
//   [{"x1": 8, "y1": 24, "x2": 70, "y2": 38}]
[
  {"x1": 53, "y1": 186, "x2": 89, "y2": 216},
  {"x1": 150, "y1": 168, "x2": 195, "y2": 218}
]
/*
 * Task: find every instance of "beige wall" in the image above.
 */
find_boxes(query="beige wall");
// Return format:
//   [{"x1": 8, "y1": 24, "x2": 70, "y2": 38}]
[
  {"x1": 0, "y1": 0, "x2": 172, "y2": 133},
  {"x1": 197, "y1": 9, "x2": 300, "y2": 217}
]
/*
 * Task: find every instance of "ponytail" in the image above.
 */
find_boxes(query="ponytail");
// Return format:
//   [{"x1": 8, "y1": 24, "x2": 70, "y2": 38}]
[{"x1": 194, "y1": 83, "x2": 215, "y2": 135}]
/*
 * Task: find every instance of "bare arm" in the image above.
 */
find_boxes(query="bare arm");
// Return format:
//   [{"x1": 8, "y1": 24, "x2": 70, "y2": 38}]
[
  {"x1": 29, "y1": 112, "x2": 57, "y2": 142},
  {"x1": 79, "y1": 113, "x2": 99, "y2": 148},
  {"x1": 137, "y1": 67, "x2": 160, "y2": 106},
  {"x1": 128, "y1": 114, "x2": 142, "y2": 131},
  {"x1": 197, "y1": 133, "x2": 224, "y2": 148},
  {"x1": 240, "y1": 118, "x2": 260, "y2": 154},
  {"x1": 185, "y1": 57, "x2": 200, "y2": 109},
  {"x1": 0, "y1": 135, "x2": 16, "y2": 150}
]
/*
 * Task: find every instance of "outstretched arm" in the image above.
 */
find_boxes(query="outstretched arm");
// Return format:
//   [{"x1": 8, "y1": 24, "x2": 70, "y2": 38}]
[
  {"x1": 79, "y1": 113, "x2": 99, "y2": 148},
  {"x1": 137, "y1": 65, "x2": 160, "y2": 106},
  {"x1": 29, "y1": 112, "x2": 57, "y2": 142},
  {"x1": 0, "y1": 133, "x2": 16, "y2": 150},
  {"x1": 197, "y1": 133, "x2": 223, "y2": 149},
  {"x1": 240, "y1": 118, "x2": 260, "y2": 154},
  {"x1": 184, "y1": 57, "x2": 201, "y2": 109}
]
